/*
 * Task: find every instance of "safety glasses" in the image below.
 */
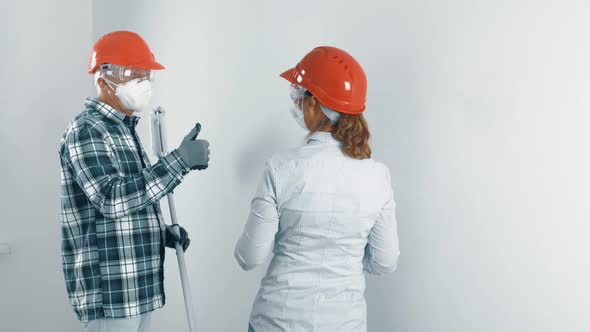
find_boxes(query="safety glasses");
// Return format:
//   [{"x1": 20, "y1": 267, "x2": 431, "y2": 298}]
[
  {"x1": 289, "y1": 84, "x2": 312, "y2": 102},
  {"x1": 99, "y1": 63, "x2": 154, "y2": 82}
]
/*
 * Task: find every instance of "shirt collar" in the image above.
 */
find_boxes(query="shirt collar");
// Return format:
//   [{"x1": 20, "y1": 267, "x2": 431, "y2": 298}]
[
  {"x1": 306, "y1": 131, "x2": 340, "y2": 145},
  {"x1": 84, "y1": 97, "x2": 140, "y2": 128}
]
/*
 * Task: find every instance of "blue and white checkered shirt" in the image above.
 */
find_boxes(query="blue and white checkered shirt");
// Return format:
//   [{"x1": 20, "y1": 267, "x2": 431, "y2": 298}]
[{"x1": 59, "y1": 98, "x2": 190, "y2": 322}]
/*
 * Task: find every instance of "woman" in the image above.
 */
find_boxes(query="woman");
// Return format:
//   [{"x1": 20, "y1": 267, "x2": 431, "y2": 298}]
[{"x1": 235, "y1": 46, "x2": 400, "y2": 332}]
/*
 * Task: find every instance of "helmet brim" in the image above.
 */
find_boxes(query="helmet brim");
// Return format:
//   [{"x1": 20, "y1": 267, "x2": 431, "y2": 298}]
[{"x1": 279, "y1": 68, "x2": 297, "y2": 84}]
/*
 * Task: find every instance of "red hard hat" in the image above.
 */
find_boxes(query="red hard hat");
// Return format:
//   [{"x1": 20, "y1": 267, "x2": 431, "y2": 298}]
[
  {"x1": 280, "y1": 46, "x2": 367, "y2": 114},
  {"x1": 88, "y1": 31, "x2": 165, "y2": 74}
]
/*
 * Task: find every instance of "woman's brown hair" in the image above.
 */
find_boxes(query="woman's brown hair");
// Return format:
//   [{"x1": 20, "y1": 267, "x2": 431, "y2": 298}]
[
  {"x1": 306, "y1": 91, "x2": 372, "y2": 160},
  {"x1": 331, "y1": 113, "x2": 371, "y2": 160},
  {"x1": 310, "y1": 110, "x2": 372, "y2": 160}
]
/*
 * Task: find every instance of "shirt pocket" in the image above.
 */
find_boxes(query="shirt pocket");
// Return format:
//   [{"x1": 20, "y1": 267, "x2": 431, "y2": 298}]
[{"x1": 111, "y1": 134, "x2": 143, "y2": 175}]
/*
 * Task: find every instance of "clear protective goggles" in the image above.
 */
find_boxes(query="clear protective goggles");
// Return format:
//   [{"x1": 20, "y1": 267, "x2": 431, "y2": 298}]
[
  {"x1": 98, "y1": 63, "x2": 154, "y2": 83},
  {"x1": 289, "y1": 84, "x2": 311, "y2": 102},
  {"x1": 289, "y1": 84, "x2": 341, "y2": 124}
]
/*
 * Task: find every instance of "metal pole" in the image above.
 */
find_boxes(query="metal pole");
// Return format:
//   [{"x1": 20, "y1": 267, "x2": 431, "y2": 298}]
[{"x1": 151, "y1": 107, "x2": 197, "y2": 332}]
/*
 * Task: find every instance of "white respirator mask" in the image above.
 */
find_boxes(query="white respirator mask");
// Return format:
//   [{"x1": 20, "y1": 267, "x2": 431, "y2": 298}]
[
  {"x1": 104, "y1": 78, "x2": 152, "y2": 112},
  {"x1": 289, "y1": 84, "x2": 309, "y2": 129},
  {"x1": 289, "y1": 103, "x2": 307, "y2": 129}
]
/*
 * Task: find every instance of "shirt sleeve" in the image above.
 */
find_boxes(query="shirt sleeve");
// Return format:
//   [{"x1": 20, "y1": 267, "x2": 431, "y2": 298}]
[
  {"x1": 234, "y1": 161, "x2": 280, "y2": 271},
  {"x1": 363, "y1": 166, "x2": 400, "y2": 275},
  {"x1": 65, "y1": 123, "x2": 191, "y2": 219}
]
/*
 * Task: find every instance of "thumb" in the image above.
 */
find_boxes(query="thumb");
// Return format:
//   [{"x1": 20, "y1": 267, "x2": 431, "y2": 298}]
[{"x1": 183, "y1": 123, "x2": 202, "y2": 141}]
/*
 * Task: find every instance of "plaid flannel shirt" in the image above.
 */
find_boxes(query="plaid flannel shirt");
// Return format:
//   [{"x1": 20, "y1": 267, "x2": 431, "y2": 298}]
[{"x1": 59, "y1": 98, "x2": 190, "y2": 323}]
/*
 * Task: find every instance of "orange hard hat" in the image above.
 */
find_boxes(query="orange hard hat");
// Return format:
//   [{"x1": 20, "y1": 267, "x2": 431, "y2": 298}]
[
  {"x1": 88, "y1": 31, "x2": 165, "y2": 74},
  {"x1": 280, "y1": 46, "x2": 367, "y2": 114}
]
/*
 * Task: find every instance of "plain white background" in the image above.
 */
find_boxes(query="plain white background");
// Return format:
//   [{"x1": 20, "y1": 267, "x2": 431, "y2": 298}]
[{"x1": 1, "y1": 0, "x2": 589, "y2": 331}]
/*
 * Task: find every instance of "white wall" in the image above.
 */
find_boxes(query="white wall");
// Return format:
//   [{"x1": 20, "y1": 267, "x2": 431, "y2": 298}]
[
  {"x1": 0, "y1": 1, "x2": 93, "y2": 331},
  {"x1": 1, "y1": 0, "x2": 588, "y2": 331},
  {"x1": 92, "y1": 1, "x2": 590, "y2": 331}
]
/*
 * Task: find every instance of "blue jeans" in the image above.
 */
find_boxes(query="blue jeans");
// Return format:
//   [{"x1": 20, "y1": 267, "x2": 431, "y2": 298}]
[
  {"x1": 248, "y1": 323, "x2": 255, "y2": 332},
  {"x1": 84, "y1": 312, "x2": 152, "y2": 332}
]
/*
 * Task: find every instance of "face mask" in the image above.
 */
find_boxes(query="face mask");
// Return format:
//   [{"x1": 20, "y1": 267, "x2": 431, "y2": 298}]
[
  {"x1": 289, "y1": 103, "x2": 307, "y2": 129},
  {"x1": 320, "y1": 104, "x2": 341, "y2": 124},
  {"x1": 105, "y1": 78, "x2": 152, "y2": 112}
]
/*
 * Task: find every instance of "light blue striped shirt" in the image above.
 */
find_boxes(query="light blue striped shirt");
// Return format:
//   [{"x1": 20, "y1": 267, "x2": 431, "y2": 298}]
[{"x1": 235, "y1": 131, "x2": 400, "y2": 332}]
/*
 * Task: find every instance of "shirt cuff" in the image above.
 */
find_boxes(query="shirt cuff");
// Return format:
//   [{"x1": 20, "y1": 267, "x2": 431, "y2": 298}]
[{"x1": 162, "y1": 149, "x2": 191, "y2": 179}]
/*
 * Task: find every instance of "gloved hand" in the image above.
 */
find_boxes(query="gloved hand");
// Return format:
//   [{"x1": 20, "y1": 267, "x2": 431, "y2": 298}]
[
  {"x1": 177, "y1": 123, "x2": 210, "y2": 170},
  {"x1": 165, "y1": 225, "x2": 191, "y2": 252}
]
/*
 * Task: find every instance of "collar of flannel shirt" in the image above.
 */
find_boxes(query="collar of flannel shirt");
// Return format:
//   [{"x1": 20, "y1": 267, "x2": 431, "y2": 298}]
[{"x1": 84, "y1": 97, "x2": 140, "y2": 129}]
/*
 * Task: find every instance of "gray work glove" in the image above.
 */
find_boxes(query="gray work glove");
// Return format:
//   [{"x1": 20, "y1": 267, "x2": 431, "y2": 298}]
[
  {"x1": 165, "y1": 225, "x2": 191, "y2": 252},
  {"x1": 177, "y1": 123, "x2": 210, "y2": 170}
]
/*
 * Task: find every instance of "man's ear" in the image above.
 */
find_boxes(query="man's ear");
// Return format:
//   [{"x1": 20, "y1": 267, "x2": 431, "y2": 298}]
[
  {"x1": 96, "y1": 77, "x2": 106, "y2": 89},
  {"x1": 96, "y1": 77, "x2": 112, "y2": 94}
]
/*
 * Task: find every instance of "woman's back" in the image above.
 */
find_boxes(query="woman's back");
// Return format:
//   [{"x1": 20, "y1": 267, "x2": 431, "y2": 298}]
[{"x1": 246, "y1": 132, "x2": 397, "y2": 331}]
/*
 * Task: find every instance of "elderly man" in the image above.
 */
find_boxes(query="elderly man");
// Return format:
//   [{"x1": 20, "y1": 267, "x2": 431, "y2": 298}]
[{"x1": 58, "y1": 30, "x2": 209, "y2": 331}]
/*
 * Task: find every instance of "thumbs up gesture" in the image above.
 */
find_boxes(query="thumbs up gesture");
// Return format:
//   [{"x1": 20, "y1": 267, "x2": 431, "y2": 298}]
[{"x1": 177, "y1": 123, "x2": 210, "y2": 171}]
